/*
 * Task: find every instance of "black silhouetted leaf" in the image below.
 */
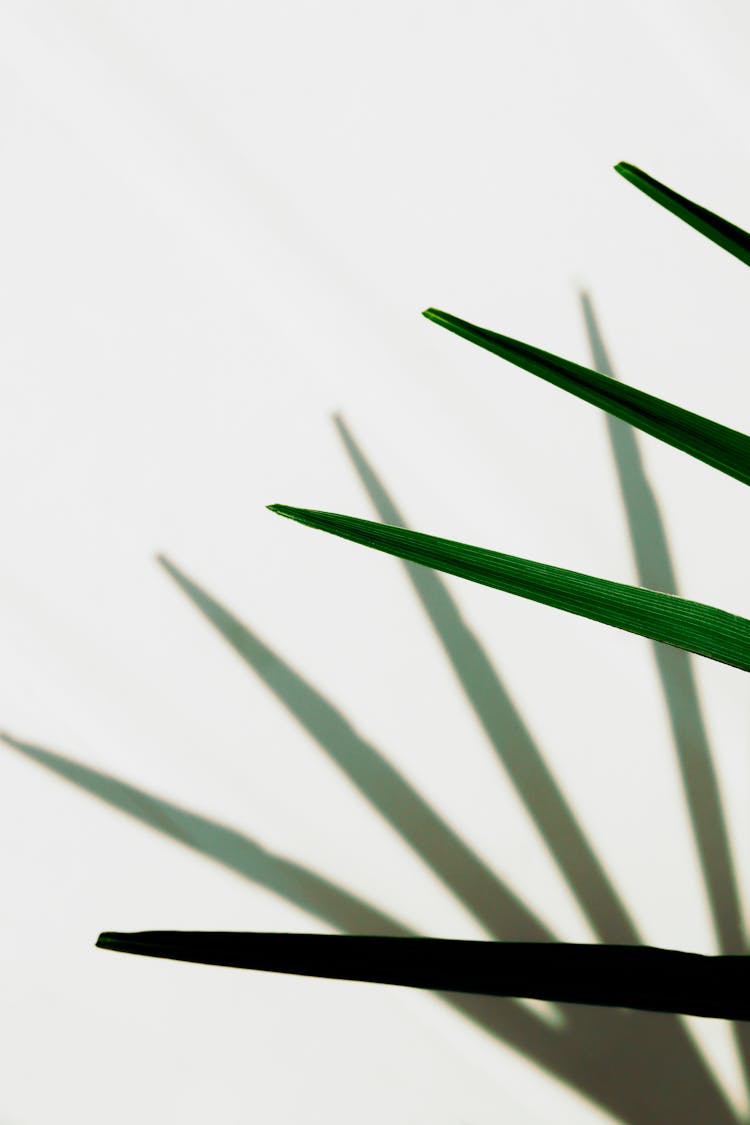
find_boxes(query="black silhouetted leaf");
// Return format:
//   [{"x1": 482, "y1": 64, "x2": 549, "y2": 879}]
[
  {"x1": 421, "y1": 308, "x2": 750, "y2": 487},
  {"x1": 96, "y1": 931, "x2": 750, "y2": 1021},
  {"x1": 615, "y1": 162, "x2": 750, "y2": 268},
  {"x1": 268, "y1": 506, "x2": 750, "y2": 673}
]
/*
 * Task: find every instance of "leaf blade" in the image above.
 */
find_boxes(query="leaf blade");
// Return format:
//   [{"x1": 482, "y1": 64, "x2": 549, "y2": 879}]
[
  {"x1": 422, "y1": 307, "x2": 750, "y2": 487},
  {"x1": 268, "y1": 505, "x2": 750, "y2": 673},
  {"x1": 96, "y1": 931, "x2": 750, "y2": 1021},
  {"x1": 615, "y1": 162, "x2": 750, "y2": 268}
]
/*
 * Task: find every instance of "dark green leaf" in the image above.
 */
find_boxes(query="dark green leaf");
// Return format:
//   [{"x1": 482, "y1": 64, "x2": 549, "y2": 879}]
[
  {"x1": 268, "y1": 506, "x2": 750, "y2": 673},
  {"x1": 615, "y1": 162, "x2": 750, "y2": 268},
  {"x1": 96, "y1": 931, "x2": 750, "y2": 1021},
  {"x1": 422, "y1": 308, "x2": 750, "y2": 487}
]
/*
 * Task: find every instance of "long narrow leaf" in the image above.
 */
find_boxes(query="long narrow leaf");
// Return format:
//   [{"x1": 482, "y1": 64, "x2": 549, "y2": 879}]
[
  {"x1": 615, "y1": 162, "x2": 750, "y2": 268},
  {"x1": 96, "y1": 931, "x2": 750, "y2": 1021},
  {"x1": 422, "y1": 308, "x2": 750, "y2": 487},
  {"x1": 268, "y1": 506, "x2": 750, "y2": 673}
]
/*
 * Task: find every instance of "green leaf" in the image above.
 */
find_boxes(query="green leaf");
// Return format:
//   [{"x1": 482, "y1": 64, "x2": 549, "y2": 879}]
[
  {"x1": 422, "y1": 308, "x2": 750, "y2": 488},
  {"x1": 95, "y1": 930, "x2": 750, "y2": 1020},
  {"x1": 268, "y1": 506, "x2": 750, "y2": 673},
  {"x1": 615, "y1": 162, "x2": 750, "y2": 268}
]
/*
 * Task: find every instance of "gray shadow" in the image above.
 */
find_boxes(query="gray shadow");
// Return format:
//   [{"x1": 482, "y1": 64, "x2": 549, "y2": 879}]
[
  {"x1": 581, "y1": 290, "x2": 750, "y2": 1098},
  {"x1": 330, "y1": 415, "x2": 750, "y2": 1118},
  {"x1": 0, "y1": 732, "x2": 401, "y2": 936},
  {"x1": 580, "y1": 292, "x2": 744, "y2": 953},
  {"x1": 156, "y1": 556, "x2": 552, "y2": 946},
  {"x1": 333, "y1": 415, "x2": 639, "y2": 946},
  {"x1": 1, "y1": 732, "x2": 736, "y2": 1124},
  {"x1": 148, "y1": 562, "x2": 737, "y2": 1123}
]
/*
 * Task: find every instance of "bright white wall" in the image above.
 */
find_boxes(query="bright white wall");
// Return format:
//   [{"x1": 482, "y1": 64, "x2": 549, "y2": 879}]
[{"x1": 1, "y1": 2, "x2": 749, "y2": 1122}]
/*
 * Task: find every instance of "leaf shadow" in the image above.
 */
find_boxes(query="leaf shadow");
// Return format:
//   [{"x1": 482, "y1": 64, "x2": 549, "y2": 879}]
[
  {"x1": 581, "y1": 291, "x2": 744, "y2": 955},
  {"x1": 581, "y1": 291, "x2": 750, "y2": 1096},
  {"x1": 333, "y1": 414, "x2": 639, "y2": 946},
  {"x1": 4, "y1": 296, "x2": 747, "y2": 1124},
  {"x1": 0, "y1": 730, "x2": 735, "y2": 1125},
  {"x1": 156, "y1": 555, "x2": 552, "y2": 946},
  {"x1": 0, "y1": 731, "x2": 404, "y2": 935}
]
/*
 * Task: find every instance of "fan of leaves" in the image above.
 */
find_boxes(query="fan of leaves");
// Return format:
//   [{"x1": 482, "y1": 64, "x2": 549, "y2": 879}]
[{"x1": 98, "y1": 163, "x2": 750, "y2": 1021}]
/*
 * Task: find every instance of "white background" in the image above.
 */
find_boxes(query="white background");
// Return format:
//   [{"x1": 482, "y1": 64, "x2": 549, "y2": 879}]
[{"x1": 1, "y1": 2, "x2": 750, "y2": 1122}]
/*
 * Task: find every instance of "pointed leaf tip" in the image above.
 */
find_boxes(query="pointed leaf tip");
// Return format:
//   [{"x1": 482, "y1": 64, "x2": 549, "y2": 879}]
[
  {"x1": 89, "y1": 930, "x2": 750, "y2": 1020},
  {"x1": 271, "y1": 507, "x2": 750, "y2": 673},
  {"x1": 96, "y1": 932, "x2": 120, "y2": 949},
  {"x1": 267, "y1": 504, "x2": 317, "y2": 528},
  {"x1": 419, "y1": 305, "x2": 750, "y2": 486},
  {"x1": 614, "y1": 161, "x2": 750, "y2": 268}
]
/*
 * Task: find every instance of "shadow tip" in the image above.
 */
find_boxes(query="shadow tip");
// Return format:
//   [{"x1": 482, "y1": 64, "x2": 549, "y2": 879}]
[
  {"x1": 156, "y1": 554, "x2": 181, "y2": 581},
  {"x1": 0, "y1": 730, "x2": 23, "y2": 749},
  {"x1": 331, "y1": 413, "x2": 350, "y2": 438}
]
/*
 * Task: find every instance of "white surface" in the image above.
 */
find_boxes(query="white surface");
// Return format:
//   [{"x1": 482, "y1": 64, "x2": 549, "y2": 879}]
[{"x1": 1, "y1": 1, "x2": 749, "y2": 1122}]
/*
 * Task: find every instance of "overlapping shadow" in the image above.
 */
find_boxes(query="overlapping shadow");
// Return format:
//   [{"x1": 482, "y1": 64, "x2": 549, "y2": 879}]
[
  {"x1": 4, "y1": 298, "x2": 747, "y2": 1122},
  {"x1": 333, "y1": 415, "x2": 638, "y2": 947},
  {"x1": 156, "y1": 557, "x2": 551, "y2": 946},
  {"x1": 1, "y1": 733, "x2": 735, "y2": 1125},
  {"x1": 581, "y1": 292, "x2": 745, "y2": 955},
  {"x1": 112, "y1": 552, "x2": 745, "y2": 1119},
  {"x1": 581, "y1": 291, "x2": 750, "y2": 1093},
  {"x1": 0, "y1": 732, "x2": 403, "y2": 936}
]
